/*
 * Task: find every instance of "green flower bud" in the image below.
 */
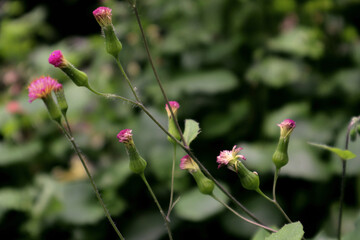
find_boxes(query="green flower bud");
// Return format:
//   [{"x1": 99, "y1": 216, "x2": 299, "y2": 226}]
[
  {"x1": 165, "y1": 101, "x2": 181, "y2": 144},
  {"x1": 117, "y1": 129, "x2": 147, "y2": 175},
  {"x1": 54, "y1": 86, "x2": 68, "y2": 116},
  {"x1": 103, "y1": 25, "x2": 123, "y2": 58},
  {"x1": 43, "y1": 94, "x2": 62, "y2": 124},
  {"x1": 192, "y1": 170, "x2": 215, "y2": 195},
  {"x1": 350, "y1": 128, "x2": 357, "y2": 142},
  {"x1": 272, "y1": 137, "x2": 289, "y2": 169},
  {"x1": 236, "y1": 161, "x2": 260, "y2": 191}
]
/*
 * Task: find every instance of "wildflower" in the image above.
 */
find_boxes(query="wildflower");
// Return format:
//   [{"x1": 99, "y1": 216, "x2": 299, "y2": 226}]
[
  {"x1": 272, "y1": 119, "x2": 296, "y2": 169},
  {"x1": 180, "y1": 155, "x2": 214, "y2": 195},
  {"x1": 28, "y1": 76, "x2": 62, "y2": 123},
  {"x1": 93, "y1": 6, "x2": 122, "y2": 58},
  {"x1": 216, "y1": 145, "x2": 246, "y2": 169},
  {"x1": 165, "y1": 101, "x2": 181, "y2": 144},
  {"x1": 48, "y1": 50, "x2": 90, "y2": 88},
  {"x1": 117, "y1": 129, "x2": 147, "y2": 175}
]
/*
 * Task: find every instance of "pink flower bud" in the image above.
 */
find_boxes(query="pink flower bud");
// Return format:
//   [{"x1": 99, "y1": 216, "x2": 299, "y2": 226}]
[
  {"x1": 48, "y1": 50, "x2": 67, "y2": 68},
  {"x1": 165, "y1": 101, "x2": 180, "y2": 118},
  {"x1": 277, "y1": 119, "x2": 296, "y2": 138},
  {"x1": 180, "y1": 155, "x2": 199, "y2": 171},
  {"x1": 93, "y1": 7, "x2": 112, "y2": 28},
  {"x1": 216, "y1": 145, "x2": 246, "y2": 169},
  {"x1": 117, "y1": 129, "x2": 133, "y2": 144}
]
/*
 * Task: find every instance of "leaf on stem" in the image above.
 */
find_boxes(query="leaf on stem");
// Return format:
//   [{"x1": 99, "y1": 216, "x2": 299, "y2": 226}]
[
  {"x1": 183, "y1": 119, "x2": 200, "y2": 146},
  {"x1": 265, "y1": 222, "x2": 304, "y2": 240},
  {"x1": 308, "y1": 142, "x2": 357, "y2": 160}
]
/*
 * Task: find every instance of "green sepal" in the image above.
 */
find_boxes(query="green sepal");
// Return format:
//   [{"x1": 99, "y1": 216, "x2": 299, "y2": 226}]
[
  {"x1": 272, "y1": 137, "x2": 289, "y2": 169},
  {"x1": 236, "y1": 161, "x2": 260, "y2": 191},
  {"x1": 126, "y1": 144, "x2": 147, "y2": 175},
  {"x1": 42, "y1": 95, "x2": 62, "y2": 124},
  {"x1": 104, "y1": 25, "x2": 122, "y2": 58},
  {"x1": 54, "y1": 88, "x2": 68, "y2": 116},
  {"x1": 167, "y1": 118, "x2": 181, "y2": 144},
  {"x1": 61, "y1": 64, "x2": 89, "y2": 88},
  {"x1": 191, "y1": 170, "x2": 214, "y2": 195}
]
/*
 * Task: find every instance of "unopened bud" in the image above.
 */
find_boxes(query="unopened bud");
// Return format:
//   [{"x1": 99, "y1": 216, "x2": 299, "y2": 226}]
[
  {"x1": 236, "y1": 161, "x2": 260, "y2": 191},
  {"x1": 192, "y1": 170, "x2": 215, "y2": 195},
  {"x1": 165, "y1": 101, "x2": 181, "y2": 144}
]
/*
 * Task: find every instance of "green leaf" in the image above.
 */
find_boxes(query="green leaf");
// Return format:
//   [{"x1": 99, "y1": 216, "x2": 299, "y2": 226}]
[
  {"x1": 183, "y1": 119, "x2": 200, "y2": 146},
  {"x1": 0, "y1": 141, "x2": 42, "y2": 166},
  {"x1": 0, "y1": 187, "x2": 33, "y2": 212},
  {"x1": 309, "y1": 142, "x2": 357, "y2": 160},
  {"x1": 266, "y1": 222, "x2": 304, "y2": 240},
  {"x1": 174, "y1": 185, "x2": 228, "y2": 221},
  {"x1": 252, "y1": 228, "x2": 271, "y2": 240}
]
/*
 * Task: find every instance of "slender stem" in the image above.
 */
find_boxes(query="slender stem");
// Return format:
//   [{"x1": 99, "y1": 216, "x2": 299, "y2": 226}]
[
  {"x1": 115, "y1": 58, "x2": 141, "y2": 103},
  {"x1": 337, "y1": 120, "x2": 353, "y2": 240},
  {"x1": 57, "y1": 123, "x2": 125, "y2": 240},
  {"x1": 167, "y1": 144, "x2": 177, "y2": 218},
  {"x1": 128, "y1": 2, "x2": 188, "y2": 149},
  {"x1": 211, "y1": 194, "x2": 277, "y2": 233},
  {"x1": 140, "y1": 173, "x2": 173, "y2": 240},
  {"x1": 64, "y1": 115, "x2": 73, "y2": 136},
  {"x1": 273, "y1": 168, "x2": 279, "y2": 201}
]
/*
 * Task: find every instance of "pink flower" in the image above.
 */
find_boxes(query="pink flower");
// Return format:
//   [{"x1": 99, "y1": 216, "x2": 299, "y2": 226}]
[
  {"x1": 277, "y1": 119, "x2": 296, "y2": 138},
  {"x1": 165, "y1": 101, "x2": 180, "y2": 118},
  {"x1": 217, "y1": 145, "x2": 246, "y2": 168},
  {"x1": 93, "y1": 7, "x2": 112, "y2": 28},
  {"x1": 48, "y1": 50, "x2": 66, "y2": 68},
  {"x1": 117, "y1": 129, "x2": 133, "y2": 143},
  {"x1": 28, "y1": 76, "x2": 62, "y2": 103},
  {"x1": 180, "y1": 155, "x2": 199, "y2": 171}
]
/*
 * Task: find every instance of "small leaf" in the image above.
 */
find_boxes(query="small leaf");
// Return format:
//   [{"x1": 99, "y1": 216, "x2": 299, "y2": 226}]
[
  {"x1": 309, "y1": 142, "x2": 357, "y2": 160},
  {"x1": 183, "y1": 119, "x2": 200, "y2": 146},
  {"x1": 266, "y1": 222, "x2": 304, "y2": 240}
]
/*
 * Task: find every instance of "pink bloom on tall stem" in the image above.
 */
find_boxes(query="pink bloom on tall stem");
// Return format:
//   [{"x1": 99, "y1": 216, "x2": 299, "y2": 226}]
[
  {"x1": 117, "y1": 129, "x2": 133, "y2": 143},
  {"x1": 165, "y1": 101, "x2": 180, "y2": 118},
  {"x1": 217, "y1": 145, "x2": 246, "y2": 169},
  {"x1": 180, "y1": 155, "x2": 199, "y2": 171},
  {"x1": 93, "y1": 7, "x2": 112, "y2": 28},
  {"x1": 48, "y1": 50, "x2": 66, "y2": 68},
  {"x1": 277, "y1": 119, "x2": 296, "y2": 138},
  {"x1": 28, "y1": 76, "x2": 62, "y2": 103}
]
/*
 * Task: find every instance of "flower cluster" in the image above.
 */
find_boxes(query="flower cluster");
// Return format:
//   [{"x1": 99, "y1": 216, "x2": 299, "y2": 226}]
[
  {"x1": 93, "y1": 7, "x2": 113, "y2": 28},
  {"x1": 48, "y1": 50, "x2": 66, "y2": 68},
  {"x1": 117, "y1": 129, "x2": 133, "y2": 144}
]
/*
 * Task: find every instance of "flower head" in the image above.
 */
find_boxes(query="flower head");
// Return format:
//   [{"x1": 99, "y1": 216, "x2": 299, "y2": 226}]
[
  {"x1": 217, "y1": 145, "x2": 246, "y2": 169},
  {"x1": 180, "y1": 155, "x2": 199, "y2": 172},
  {"x1": 93, "y1": 7, "x2": 112, "y2": 28},
  {"x1": 28, "y1": 76, "x2": 62, "y2": 103},
  {"x1": 165, "y1": 101, "x2": 180, "y2": 118},
  {"x1": 117, "y1": 129, "x2": 133, "y2": 144},
  {"x1": 48, "y1": 50, "x2": 67, "y2": 68},
  {"x1": 277, "y1": 119, "x2": 296, "y2": 138}
]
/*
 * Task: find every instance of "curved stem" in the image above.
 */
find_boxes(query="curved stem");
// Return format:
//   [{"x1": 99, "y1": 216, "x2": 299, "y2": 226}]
[
  {"x1": 337, "y1": 119, "x2": 354, "y2": 240},
  {"x1": 140, "y1": 173, "x2": 173, "y2": 240},
  {"x1": 115, "y1": 58, "x2": 141, "y2": 103},
  {"x1": 167, "y1": 144, "x2": 177, "y2": 218},
  {"x1": 57, "y1": 123, "x2": 125, "y2": 240},
  {"x1": 211, "y1": 194, "x2": 277, "y2": 233}
]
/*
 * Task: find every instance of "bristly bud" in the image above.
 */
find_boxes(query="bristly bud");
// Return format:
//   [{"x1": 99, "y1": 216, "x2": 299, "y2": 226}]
[
  {"x1": 93, "y1": 7, "x2": 122, "y2": 58},
  {"x1": 165, "y1": 101, "x2": 181, "y2": 144},
  {"x1": 272, "y1": 119, "x2": 296, "y2": 169},
  {"x1": 117, "y1": 129, "x2": 147, "y2": 175},
  {"x1": 54, "y1": 86, "x2": 68, "y2": 116},
  {"x1": 216, "y1": 145, "x2": 246, "y2": 169},
  {"x1": 49, "y1": 50, "x2": 90, "y2": 88},
  {"x1": 180, "y1": 155, "x2": 214, "y2": 195}
]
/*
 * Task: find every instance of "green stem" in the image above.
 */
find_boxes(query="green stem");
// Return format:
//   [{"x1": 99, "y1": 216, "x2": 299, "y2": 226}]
[
  {"x1": 115, "y1": 58, "x2": 141, "y2": 103},
  {"x1": 64, "y1": 115, "x2": 72, "y2": 136},
  {"x1": 167, "y1": 144, "x2": 177, "y2": 218},
  {"x1": 211, "y1": 194, "x2": 277, "y2": 233},
  {"x1": 140, "y1": 173, "x2": 173, "y2": 240},
  {"x1": 338, "y1": 120, "x2": 353, "y2": 240},
  {"x1": 57, "y1": 123, "x2": 125, "y2": 240},
  {"x1": 273, "y1": 168, "x2": 279, "y2": 201}
]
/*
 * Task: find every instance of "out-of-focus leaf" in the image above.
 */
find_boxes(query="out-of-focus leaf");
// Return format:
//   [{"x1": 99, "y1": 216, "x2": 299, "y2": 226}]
[
  {"x1": 163, "y1": 70, "x2": 239, "y2": 98},
  {"x1": 58, "y1": 181, "x2": 103, "y2": 225},
  {"x1": 0, "y1": 188, "x2": 33, "y2": 212},
  {"x1": 174, "y1": 185, "x2": 228, "y2": 221},
  {"x1": 266, "y1": 222, "x2": 304, "y2": 240},
  {"x1": 246, "y1": 57, "x2": 305, "y2": 88},
  {"x1": 96, "y1": 159, "x2": 132, "y2": 189},
  {"x1": 344, "y1": 216, "x2": 360, "y2": 240},
  {"x1": 125, "y1": 212, "x2": 167, "y2": 240},
  {"x1": 309, "y1": 142, "x2": 356, "y2": 160},
  {"x1": 183, "y1": 119, "x2": 200, "y2": 146},
  {"x1": 0, "y1": 141, "x2": 42, "y2": 166},
  {"x1": 268, "y1": 27, "x2": 324, "y2": 59}
]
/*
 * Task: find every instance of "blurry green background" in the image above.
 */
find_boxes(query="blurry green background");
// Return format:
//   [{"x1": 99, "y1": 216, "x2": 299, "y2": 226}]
[{"x1": 1, "y1": 0, "x2": 360, "y2": 239}]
